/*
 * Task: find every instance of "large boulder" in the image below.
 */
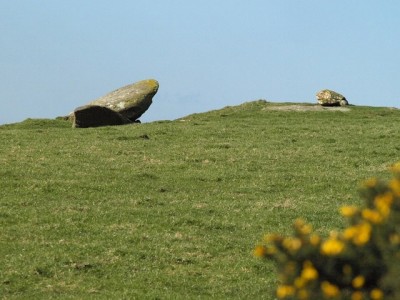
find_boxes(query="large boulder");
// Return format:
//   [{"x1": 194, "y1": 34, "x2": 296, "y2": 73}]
[
  {"x1": 72, "y1": 79, "x2": 159, "y2": 128},
  {"x1": 316, "y1": 89, "x2": 348, "y2": 106}
]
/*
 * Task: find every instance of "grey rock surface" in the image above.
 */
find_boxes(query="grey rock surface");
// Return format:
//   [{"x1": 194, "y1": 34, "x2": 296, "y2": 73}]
[{"x1": 71, "y1": 79, "x2": 159, "y2": 128}]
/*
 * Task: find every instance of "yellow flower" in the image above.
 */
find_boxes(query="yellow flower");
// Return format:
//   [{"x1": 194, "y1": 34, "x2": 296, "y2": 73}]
[
  {"x1": 370, "y1": 288, "x2": 384, "y2": 300},
  {"x1": 321, "y1": 281, "x2": 340, "y2": 298},
  {"x1": 353, "y1": 222, "x2": 371, "y2": 245},
  {"x1": 343, "y1": 226, "x2": 358, "y2": 240},
  {"x1": 301, "y1": 267, "x2": 318, "y2": 281},
  {"x1": 294, "y1": 277, "x2": 306, "y2": 289},
  {"x1": 264, "y1": 233, "x2": 280, "y2": 243},
  {"x1": 375, "y1": 192, "x2": 394, "y2": 206},
  {"x1": 295, "y1": 218, "x2": 306, "y2": 227},
  {"x1": 276, "y1": 285, "x2": 295, "y2": 299},
  {"x1": 351, "y1": 291, "x2": 364, "y2": 300},
  {"x1": 321, "y1": 237, "x2": 345, "y2": 256},
  {"x1": 340, "y1": 206, "x2": 359, "y2": 217},
  {"x1": 374, "y1": 192, "x2": 393, "y2": 217},
  {"x1": 309, "y1": 234, "x2": 321, "y2": 246},
  {"x1": 362, "y1": 208, "x2": 384, "y2": 224},
  {"x1": 295, "y1": 219, "x2": 312, "y2": 235},
  {"x1": 283, "y1": 237, "x2": 302, "y2": 252},
  {"x1": 352, "y1": 275, "x2": 365, "y2": 288},
  {"x1": 301, "y1": 261, "x2": 318, "y2": 281},
  {"x1": 344, "y1": 222, "x2": 371, "y2": 246},
  {"x1": 253, "y1": 245, "x2": 266, "y2": 257}
]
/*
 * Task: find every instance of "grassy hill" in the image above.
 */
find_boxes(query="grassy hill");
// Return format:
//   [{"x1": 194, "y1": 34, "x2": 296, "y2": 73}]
[{"x1": 1, "y1": 100, "x2": 399, "y2": 299}]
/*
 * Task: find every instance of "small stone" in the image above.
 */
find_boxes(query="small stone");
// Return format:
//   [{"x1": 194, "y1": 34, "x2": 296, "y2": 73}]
[{"x1": 316, "y1": 89, "x2": 348, "y2": 106}]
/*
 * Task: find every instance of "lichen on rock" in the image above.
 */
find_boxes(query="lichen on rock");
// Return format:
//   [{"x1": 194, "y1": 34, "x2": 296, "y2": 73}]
[{"x1": 316, "y1": 89, "x2": 348, "y2": 106}]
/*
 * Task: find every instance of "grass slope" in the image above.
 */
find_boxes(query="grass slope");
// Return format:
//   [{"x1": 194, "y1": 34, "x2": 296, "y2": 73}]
[{"x1": 1, "y1": 101, "x2": 399, "y2": 299}]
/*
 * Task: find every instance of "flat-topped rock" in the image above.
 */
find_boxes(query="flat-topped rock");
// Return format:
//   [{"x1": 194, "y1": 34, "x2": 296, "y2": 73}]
[
  {"x1": 72, "y1": 79, "x2": 159, "y2": 128},
  {"x1": 88, "y1": 79, "x2": 159, "y2": 121}
]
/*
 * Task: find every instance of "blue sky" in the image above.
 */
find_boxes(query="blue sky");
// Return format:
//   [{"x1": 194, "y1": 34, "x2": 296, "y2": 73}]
[{"x1": 1, "y1": 1, "x2": 399, "y2": 125}]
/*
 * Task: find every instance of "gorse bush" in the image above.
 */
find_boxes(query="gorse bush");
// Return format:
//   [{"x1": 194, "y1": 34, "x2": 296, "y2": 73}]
[{"x1": 255, "y1": 163, "x2": 400, "y2": 300}]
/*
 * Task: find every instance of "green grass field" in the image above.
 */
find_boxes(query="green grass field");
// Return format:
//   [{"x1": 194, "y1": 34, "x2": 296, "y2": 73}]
[{"x1": 1, "y1": 101, "x2": 399, "y2": 299}]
